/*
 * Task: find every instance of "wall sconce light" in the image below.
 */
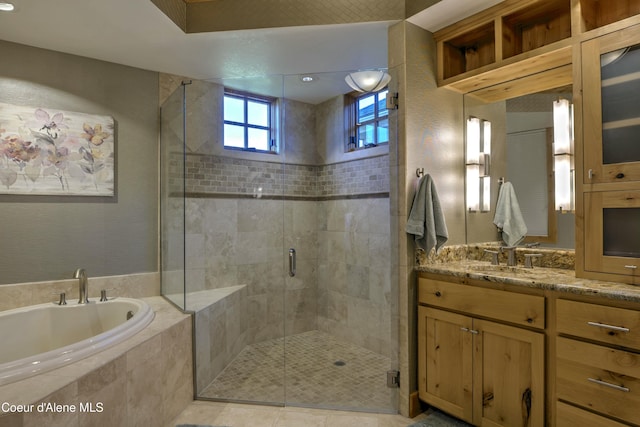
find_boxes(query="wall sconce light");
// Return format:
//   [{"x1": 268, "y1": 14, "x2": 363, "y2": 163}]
[
  {"x1": 553, "y1": 98, "x2": 574, "y2": 212},
  {"x1": 466, "y1": 117, "x2": 491, "y2": 212},
  {"x1": 345, "y1": 70, "x2": 391, "y2": 93}
]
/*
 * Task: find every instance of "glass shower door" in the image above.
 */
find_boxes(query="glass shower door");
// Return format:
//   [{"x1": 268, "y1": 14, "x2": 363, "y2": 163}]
[
  {"x1": 281, "y1": 71, "x2": 398, "y2": 412},
  {"x1": 170, "y1": 72, "x2": 399, "y2": 413}
]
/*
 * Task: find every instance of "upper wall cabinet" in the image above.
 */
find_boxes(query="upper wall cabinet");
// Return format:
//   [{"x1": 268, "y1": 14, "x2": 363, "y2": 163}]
[
  {"x1": 434, "y1": 0, "x2": 640, "y2": 101},
  {"x1": 582, "y1": 24, "x2": 640, "y2": 185}
]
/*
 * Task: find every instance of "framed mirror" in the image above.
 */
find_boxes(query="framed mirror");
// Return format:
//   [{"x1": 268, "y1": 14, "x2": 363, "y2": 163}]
[{"x1": 464, "y1": 85, "x2": 575, "y2": 249}]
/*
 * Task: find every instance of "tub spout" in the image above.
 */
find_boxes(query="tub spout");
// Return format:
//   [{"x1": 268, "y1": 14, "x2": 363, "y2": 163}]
[{"x1": 73, "y1": 268, "x2": 89, "y2": 304}]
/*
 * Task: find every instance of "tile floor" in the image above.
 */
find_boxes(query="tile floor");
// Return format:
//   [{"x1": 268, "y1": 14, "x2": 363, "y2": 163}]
[
  {"x1": 199, "y1": 330, "x2": 394, "y2": 412},
  {"x1": 169, "y1": 401, "x2": 428, "y2": 427}
]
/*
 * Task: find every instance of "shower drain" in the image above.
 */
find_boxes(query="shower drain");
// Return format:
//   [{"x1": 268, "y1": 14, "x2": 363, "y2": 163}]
[{"x1": 333, "y1": 360, "x2": 346, "y2": 366}]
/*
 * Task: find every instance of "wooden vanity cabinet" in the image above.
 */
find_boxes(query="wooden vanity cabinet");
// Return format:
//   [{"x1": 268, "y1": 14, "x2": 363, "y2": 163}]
[
  {"x1": 418, "y1": 276, "x2": 545, "y2": 426},
  {"x1": 556, "y1": 299, "x2": 640, "y2": 425}
]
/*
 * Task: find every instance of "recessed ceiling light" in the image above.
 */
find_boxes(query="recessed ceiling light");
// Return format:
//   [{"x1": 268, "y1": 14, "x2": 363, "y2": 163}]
[
  {"x1": 300, "y1": 75, "x2": 314, "y2": 83},
  {"x1": 0, "y1": 2, "x2": 15, "y2": 12}
]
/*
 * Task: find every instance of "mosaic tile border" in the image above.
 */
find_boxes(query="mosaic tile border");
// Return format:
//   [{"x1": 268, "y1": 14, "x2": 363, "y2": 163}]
[{"x1": 173, "y1": 153, "x2": 389, "y2": 198}]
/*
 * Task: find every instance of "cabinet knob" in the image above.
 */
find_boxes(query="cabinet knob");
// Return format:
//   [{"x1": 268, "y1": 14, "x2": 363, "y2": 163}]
[
  {"x1": 616, "y1": 173, "x2": 625, "y2": 179},
  {"x1": 435, "y1": 291, "x2": 442, "y2": 297}
]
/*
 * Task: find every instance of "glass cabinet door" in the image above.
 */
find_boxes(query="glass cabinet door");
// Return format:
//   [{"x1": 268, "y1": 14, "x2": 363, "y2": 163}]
[
  {"x1": 584, "y1": 190, "x2": 640, "y2": 284},
  {"x1": 582, "y1": 25, "x2": 640, "y2": 184}
]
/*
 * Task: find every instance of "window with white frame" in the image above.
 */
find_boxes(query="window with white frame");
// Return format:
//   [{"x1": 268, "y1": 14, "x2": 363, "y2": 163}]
[
  {"x1": 223, "y1": 90, "x2": 276, "y2": 152},
  {"x1": 346, "y1": 89, "x2": 389, "y2": 151}
]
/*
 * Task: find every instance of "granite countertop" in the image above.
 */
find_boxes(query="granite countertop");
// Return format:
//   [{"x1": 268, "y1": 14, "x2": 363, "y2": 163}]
[{"x1": 416, "y1": 259, "x2": 640, "y2": 304}]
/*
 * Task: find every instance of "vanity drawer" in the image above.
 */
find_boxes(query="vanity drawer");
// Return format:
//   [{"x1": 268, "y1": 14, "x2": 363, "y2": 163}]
[
  {"x1": 556, "y1": 401, "x2": 627, "y2": 427},
  {"x1": 556, "y1": 299, "x2": 640, "y2": 349},
  {"x1": 418, "y1": 278, "x2": 545, "y2": 329},
  {"x1": 556, "y1": 337, "x2": 640, "y2": 425}
]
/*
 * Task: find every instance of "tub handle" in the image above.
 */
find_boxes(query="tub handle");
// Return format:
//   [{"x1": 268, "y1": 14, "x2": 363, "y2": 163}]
[
  {"x1": 51, "y1": 292, "x2": 67, "y2": 305},
  {"x1": 100, "y1": 289, "x2": 115, "y2": 302}
]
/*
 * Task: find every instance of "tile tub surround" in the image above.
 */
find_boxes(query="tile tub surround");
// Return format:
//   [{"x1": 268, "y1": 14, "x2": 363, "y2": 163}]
[
  {"x1": 0, "y1": 296, "x2": 192, "y2": 427},
  {"x1": 0, "y1": 272, "x2": 160, "y2": 312}
]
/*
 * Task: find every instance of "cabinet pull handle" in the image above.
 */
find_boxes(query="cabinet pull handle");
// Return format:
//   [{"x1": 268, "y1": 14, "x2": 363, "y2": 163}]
[
  {"x1": 588, "y1": 169, "x2": 594, "y2": 180},
  {"x1": 470, "y1": 329, "x2": 479, "y2": 335},
  {"x1": 460, "y1": 327, "x2": 479, "y2": 335},
  {"x1": 616, "y1": 173, "x2": 625, "y2": 179},
  {"x1": 460, "y1": 327, "x2": 469, "y2": 332},
  {"x1": 587, "y1": 321, "x2": 630, "y2": 333},
  {"x1": 624, "y1": 265, "x2": 638, "y2": 270},
  {"x1": 587, "y1": 377, "x2": 630, "y2": 392}
]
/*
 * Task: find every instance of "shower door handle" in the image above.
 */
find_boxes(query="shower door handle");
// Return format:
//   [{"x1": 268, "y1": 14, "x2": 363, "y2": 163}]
[{"x1": 289, "y1": 248, "x2": 296, "y2": 277}]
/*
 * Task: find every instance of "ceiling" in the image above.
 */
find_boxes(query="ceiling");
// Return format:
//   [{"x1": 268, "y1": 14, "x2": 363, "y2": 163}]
[{"x1": 0, "y1": 0, "x2": 502, "y2": 104}]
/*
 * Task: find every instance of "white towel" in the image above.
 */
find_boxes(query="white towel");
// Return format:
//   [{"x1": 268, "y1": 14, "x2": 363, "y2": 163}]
[
  {"x1": 405, "y1": 174, "x2": 449, "y2": 254},
  {"x1": 493, "y1": 182, "x2": 527, "y2": 246}
]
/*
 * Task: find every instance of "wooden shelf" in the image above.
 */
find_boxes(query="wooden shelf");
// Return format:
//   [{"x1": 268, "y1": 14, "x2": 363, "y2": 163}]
[
  {"x1": 442, "y1": 22, "x2": 495, "y2": 80},
  {"x1": 434, "y1": 0, "x2": 640, "y2": 97},
  {"x1": 442, "y1": 41, "x2": 573, "y2": 96},
  {"x1": 502, "y1": 0, "x2": 571, "y2": 59},
  {"x1": 580, "y1": 0, "x2": 640, "y2": 32}
]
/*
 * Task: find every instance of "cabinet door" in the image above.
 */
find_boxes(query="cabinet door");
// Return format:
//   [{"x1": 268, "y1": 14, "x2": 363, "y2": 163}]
[
  {"x1": 584, "y1": 190, "x2": 640, "y2": 282},
  {"x1": 418, "y1": 306, "x2": 474, "y2": 423},
  {"x1": 473, "y1": 319, "x2": 545, "y2": 427},
  {"x1": 582, "y1": 24, "x2": 640, "y2": 184}
]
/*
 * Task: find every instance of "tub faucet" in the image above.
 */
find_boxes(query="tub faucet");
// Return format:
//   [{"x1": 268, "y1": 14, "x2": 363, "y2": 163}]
[{"x1": 73, "y1": 268, "x2": 89, "y2": 304}]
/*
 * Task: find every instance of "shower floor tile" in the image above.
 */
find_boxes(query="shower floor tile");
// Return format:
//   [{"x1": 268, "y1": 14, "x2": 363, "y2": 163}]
[{"x1": 199, "y1": 330, "x2": 395, "y2": 412}]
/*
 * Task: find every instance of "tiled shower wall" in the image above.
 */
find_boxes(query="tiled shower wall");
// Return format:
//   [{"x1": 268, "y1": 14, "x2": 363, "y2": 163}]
[
  {"x1": 182, "y1": 153, "x2": 391, "y2": 355},
  {"x1": 184, "y1": 153, "x2": 389, "y2": 197}
]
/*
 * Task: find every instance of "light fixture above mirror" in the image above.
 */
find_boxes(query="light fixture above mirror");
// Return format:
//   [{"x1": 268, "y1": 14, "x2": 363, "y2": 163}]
[
  {"x1": 466, "y1": 116, "x2": 491, "y2": 212},
  {"x1": 0, "y1": 2, "x2": 15, "y2": 11},
  {"x1": 552, "y1": 98, "x2": 574, "y2": 212}
]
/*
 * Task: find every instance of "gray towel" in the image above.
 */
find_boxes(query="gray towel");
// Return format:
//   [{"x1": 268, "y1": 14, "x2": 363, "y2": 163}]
[
  {"x1": 405, "y1": 174, "x2": 448, "y2": 254},
  {"x1": 493, "y1": 182, "x2": 527, "y2": 246}
]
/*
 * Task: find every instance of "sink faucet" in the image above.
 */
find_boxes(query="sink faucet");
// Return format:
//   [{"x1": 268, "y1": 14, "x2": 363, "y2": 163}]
[
  {"x1": 73, "y1": 268, "x2": 89, "y2": 304},
  {"x1": 500, "y1": 246, "x2": 517, "y2": 266}
]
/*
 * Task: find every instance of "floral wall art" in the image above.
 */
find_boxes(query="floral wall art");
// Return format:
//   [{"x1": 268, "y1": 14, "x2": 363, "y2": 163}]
[{"x1": 0, "y1": 102, "x2": 115, "y2": 196}]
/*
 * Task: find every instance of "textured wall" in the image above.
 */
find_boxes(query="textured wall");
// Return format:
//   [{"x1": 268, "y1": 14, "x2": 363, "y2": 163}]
[
  {"x1": 0, "y1": 40, "x2": 159, "y2": 285},
  {"x1": 389, "y1": 21, "x2": 465, "y2": 417}
]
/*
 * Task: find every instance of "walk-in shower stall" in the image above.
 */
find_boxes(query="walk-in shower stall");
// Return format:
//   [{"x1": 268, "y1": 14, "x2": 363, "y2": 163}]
[{"x1": 160, "y1": 71, "x2": 398, "y2": 413}]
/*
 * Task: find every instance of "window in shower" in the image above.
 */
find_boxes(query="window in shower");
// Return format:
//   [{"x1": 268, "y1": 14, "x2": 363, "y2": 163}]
[
  {"x1": 223, "y1": 89, "x2": 277, "y2": 152},
  {"x1": 346, "y1": 89, "x2": 389, "y2": 151}
]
